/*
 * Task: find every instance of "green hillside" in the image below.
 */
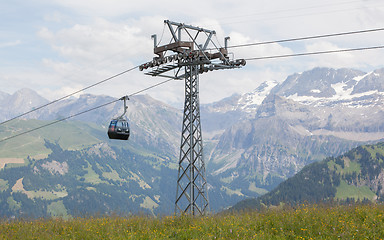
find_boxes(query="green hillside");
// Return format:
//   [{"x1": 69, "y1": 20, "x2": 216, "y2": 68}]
[
  {"x1": 0, "y1": 119, "x2": 177, "y2": 217},
  {"x1": 0, "y1": 119, "x2": 103, "y2": 159},
  {"x1": 231, "y1": 142, "x2": 384, "y2": 211},
  {"x1": 0, "y1": 119, "x2": 245, "y2": 217},
  {"x1": 0, "y1": 140, "x2": 176, "y2": 218}
]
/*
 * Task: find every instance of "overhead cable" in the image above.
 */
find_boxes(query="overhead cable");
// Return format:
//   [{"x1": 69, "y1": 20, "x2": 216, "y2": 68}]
[
  {"x1": 0, "y1": 65, "x2": 139, "y2": 126},
  {"x1": 227, "y1": 27, "x2": 384, "y2": 49},
  {"x1": 0, "y1": 99, "x2": 120, "y2": 144},
  {"x1": 0, "y1": 78, "x2": 174, "y2": 143},
  {"x1": 244, "y1": 45, "x2": 384, "y2": 61}
]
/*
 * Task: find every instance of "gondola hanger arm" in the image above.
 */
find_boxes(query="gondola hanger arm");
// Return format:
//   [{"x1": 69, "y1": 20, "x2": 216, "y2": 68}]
[{"x1": 118, "y1": 95, "x2": 129, "y2": 119}]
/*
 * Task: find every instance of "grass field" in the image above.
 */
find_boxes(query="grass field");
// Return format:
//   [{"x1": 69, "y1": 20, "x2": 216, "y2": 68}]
[
  {"x1": 0, "y1": 158, "x2": 24, "y2": 169},
  {"x1": 336, "y1": 180, "x2": 376, "y2": 201},
  {"x1": 1, "y1": 204, "x2": 384, "y2": 239},
  {"x1": 0, "y1": 119, "x2": 101, "y2": 159}
]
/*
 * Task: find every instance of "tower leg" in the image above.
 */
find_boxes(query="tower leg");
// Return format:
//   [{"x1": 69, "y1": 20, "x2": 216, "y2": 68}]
[{"x1": 175, "y1": 64, "x2": 209, "y2": 216}]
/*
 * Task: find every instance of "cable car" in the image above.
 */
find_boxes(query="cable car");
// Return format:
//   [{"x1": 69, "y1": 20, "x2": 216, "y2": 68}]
[
  {"x1": 108, "y1": 118, "x2": 130, "y2": 140},
  {"x1": 108, "y1": 96, "x2": 130, "y2": 140}
]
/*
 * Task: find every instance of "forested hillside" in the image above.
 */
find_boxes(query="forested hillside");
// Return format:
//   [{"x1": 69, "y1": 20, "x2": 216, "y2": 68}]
[
  {"x1": 0, "y1": 140, "x2": 176, "y2": 217},
  {"x1": 231, "y1": 142, "x2": 384, "y2": 211}
]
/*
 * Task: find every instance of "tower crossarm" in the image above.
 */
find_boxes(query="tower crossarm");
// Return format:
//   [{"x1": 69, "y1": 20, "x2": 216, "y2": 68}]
[{"x1": 139, "y1": 20, "x2": 246, "y2": 77}]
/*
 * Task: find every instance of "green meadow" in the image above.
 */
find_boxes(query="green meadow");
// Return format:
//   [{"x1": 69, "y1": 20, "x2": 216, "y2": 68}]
[{"x1": 1, "y1": 203, "x2": 384, "y2": 239}]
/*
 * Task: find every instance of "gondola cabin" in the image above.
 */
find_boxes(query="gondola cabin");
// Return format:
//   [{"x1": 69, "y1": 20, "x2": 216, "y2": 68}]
[{"x1": 108, "y1": 119, "x2": 130, "y2": 140}]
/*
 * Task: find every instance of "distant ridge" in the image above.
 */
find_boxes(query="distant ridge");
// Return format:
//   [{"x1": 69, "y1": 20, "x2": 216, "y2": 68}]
[{"x1": 230, "y1": 142, "x2": 384, "y2": 211}]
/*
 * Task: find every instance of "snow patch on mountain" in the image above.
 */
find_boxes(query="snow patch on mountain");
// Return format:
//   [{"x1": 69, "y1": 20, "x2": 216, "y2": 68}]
[
  {"x1": 237, "y1": 80, "x2": 279, "y2": 112},
  {"x1": 287, "y1": 90, "x2": 382, "y2": 107},
  {"x1": 285, "y1": 70, "x2": 384, "y2": 107},
  {"x1": 202, "y1": 80, "x2": 279, "y2": 115},
  {"x1": 353, "y1": 72, "x2": 371, "y2": 82},
  {"x1": 331, "y1": 82, "x2": 354, "y2": 98},
  {"x1": 310, "y1": 89, "x2": 321, "y2": 93}
]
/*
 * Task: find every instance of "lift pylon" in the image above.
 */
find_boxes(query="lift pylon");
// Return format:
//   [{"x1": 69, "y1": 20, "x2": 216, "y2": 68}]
[{"x1": 140, "y1": 20, "x2": 245, "y2": 216}]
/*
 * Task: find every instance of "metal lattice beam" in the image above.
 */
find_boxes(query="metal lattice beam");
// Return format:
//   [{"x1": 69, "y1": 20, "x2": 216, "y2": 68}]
[{"x1": 175, "y1": 64, "x2": 208, "y2": 215}]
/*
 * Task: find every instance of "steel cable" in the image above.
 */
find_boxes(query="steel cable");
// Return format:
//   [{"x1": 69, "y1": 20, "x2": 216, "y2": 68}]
[
  {"x1": 0, "y1": 65, "x2": 139, "y2": 126},
  {"x1": 0, "y1": 78, "x2": 174, "y2": 143}
]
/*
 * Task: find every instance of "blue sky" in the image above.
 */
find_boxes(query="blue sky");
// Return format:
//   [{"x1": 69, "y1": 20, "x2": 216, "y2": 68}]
[{"x1": 1, "y1": 0, "x2": 384, "y2": 105}]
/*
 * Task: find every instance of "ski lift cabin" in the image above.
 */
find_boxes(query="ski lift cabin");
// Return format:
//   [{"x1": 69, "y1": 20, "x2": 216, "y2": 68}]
[
  {"x1": 107, "y1": 96, "x2": 130, "y2": 140},
  {"x1": 108, "y1": 118, "x2": 130, "y2": 140}
]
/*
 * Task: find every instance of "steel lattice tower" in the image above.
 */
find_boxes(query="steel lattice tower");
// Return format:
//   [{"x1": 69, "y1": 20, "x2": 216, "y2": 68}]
[
  {"x1": 140, "y1": 20, "x2": 245, "y2": 215},
  {"x1": 175, "y1": 64, "x2": 208, "y2": 215}
]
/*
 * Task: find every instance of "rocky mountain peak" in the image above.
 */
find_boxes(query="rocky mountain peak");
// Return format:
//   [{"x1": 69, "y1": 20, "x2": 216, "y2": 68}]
[
  {"x1": 0, "y1": 88, "x2": 49, "y2": 120},
  {"x1": 268, "y1": 67, "x2": 384, "y2": 108},
  {"x1": 237, "y1": 80, "x2": 279, "y2": 113},
  {"x1": 10, "y1": 88, "x2": 48, "y2": 105},
  {"x1": 202, "y1": 80, "x2": 279, "y2": 115},
  {"x1": 255, "y1": 94, "x2": 297, "y2": 119},
  {"x1": 0, "y1": 91, "x2": 10, "y2": 102},
  {"x1": 272, "y1": 67, "x2": 365, "y2": 99},
  {"x1": 352, "y1": 67, "x2": 384, "y2": 94}
]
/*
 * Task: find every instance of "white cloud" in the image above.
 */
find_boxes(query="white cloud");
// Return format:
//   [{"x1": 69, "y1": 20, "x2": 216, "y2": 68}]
[
  {"x1": 38, "y1": 18, "x2": 153, "y2": 64},
  {"x1": 302, "y1": 40, "x2": 384, "y2": 70},
  {"x1": 2, "y1": 0, "x2": 384, "y2": 104},
  {"x1": 0, "y1": 40, "x2": 22, "y2": 48},
  {"x1": 0, "y1": 68, "x2": 58, "y2": 96},
  {"x1": 43, "y1": 11, "x2": 69, "y2": 23},
  {"x1": 227, "y1": 31, "x2": 293, "y2": 64},
  {"x1": 40, "y1": 85, "x2": 85, "y2": 100},
  {"x1": 304, "y1": 41, "x2": 350, "y2": 68}
]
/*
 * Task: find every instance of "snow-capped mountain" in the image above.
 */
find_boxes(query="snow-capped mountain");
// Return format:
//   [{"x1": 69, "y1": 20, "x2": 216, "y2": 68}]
[
  {"x1": 200, "y1": 80, "x2": 278, "y2": 135},
  {"x1": 202, "y1": 80, "x2": 279, "y2": 114},
  {"x1": 237, "y1": 80, "x2": 279, "y2": 113},
  {"x1": 272, "y1": 67, "x2": 384, "y2": 108},
  {"x1": 207, "y1": 67, "x2": 384, "y2": 197}
]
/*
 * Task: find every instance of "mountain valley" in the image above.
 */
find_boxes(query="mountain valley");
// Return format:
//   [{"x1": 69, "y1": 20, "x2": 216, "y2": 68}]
[{"x1": 1, "y1": 67, "x2": 384, "y2": 217}]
